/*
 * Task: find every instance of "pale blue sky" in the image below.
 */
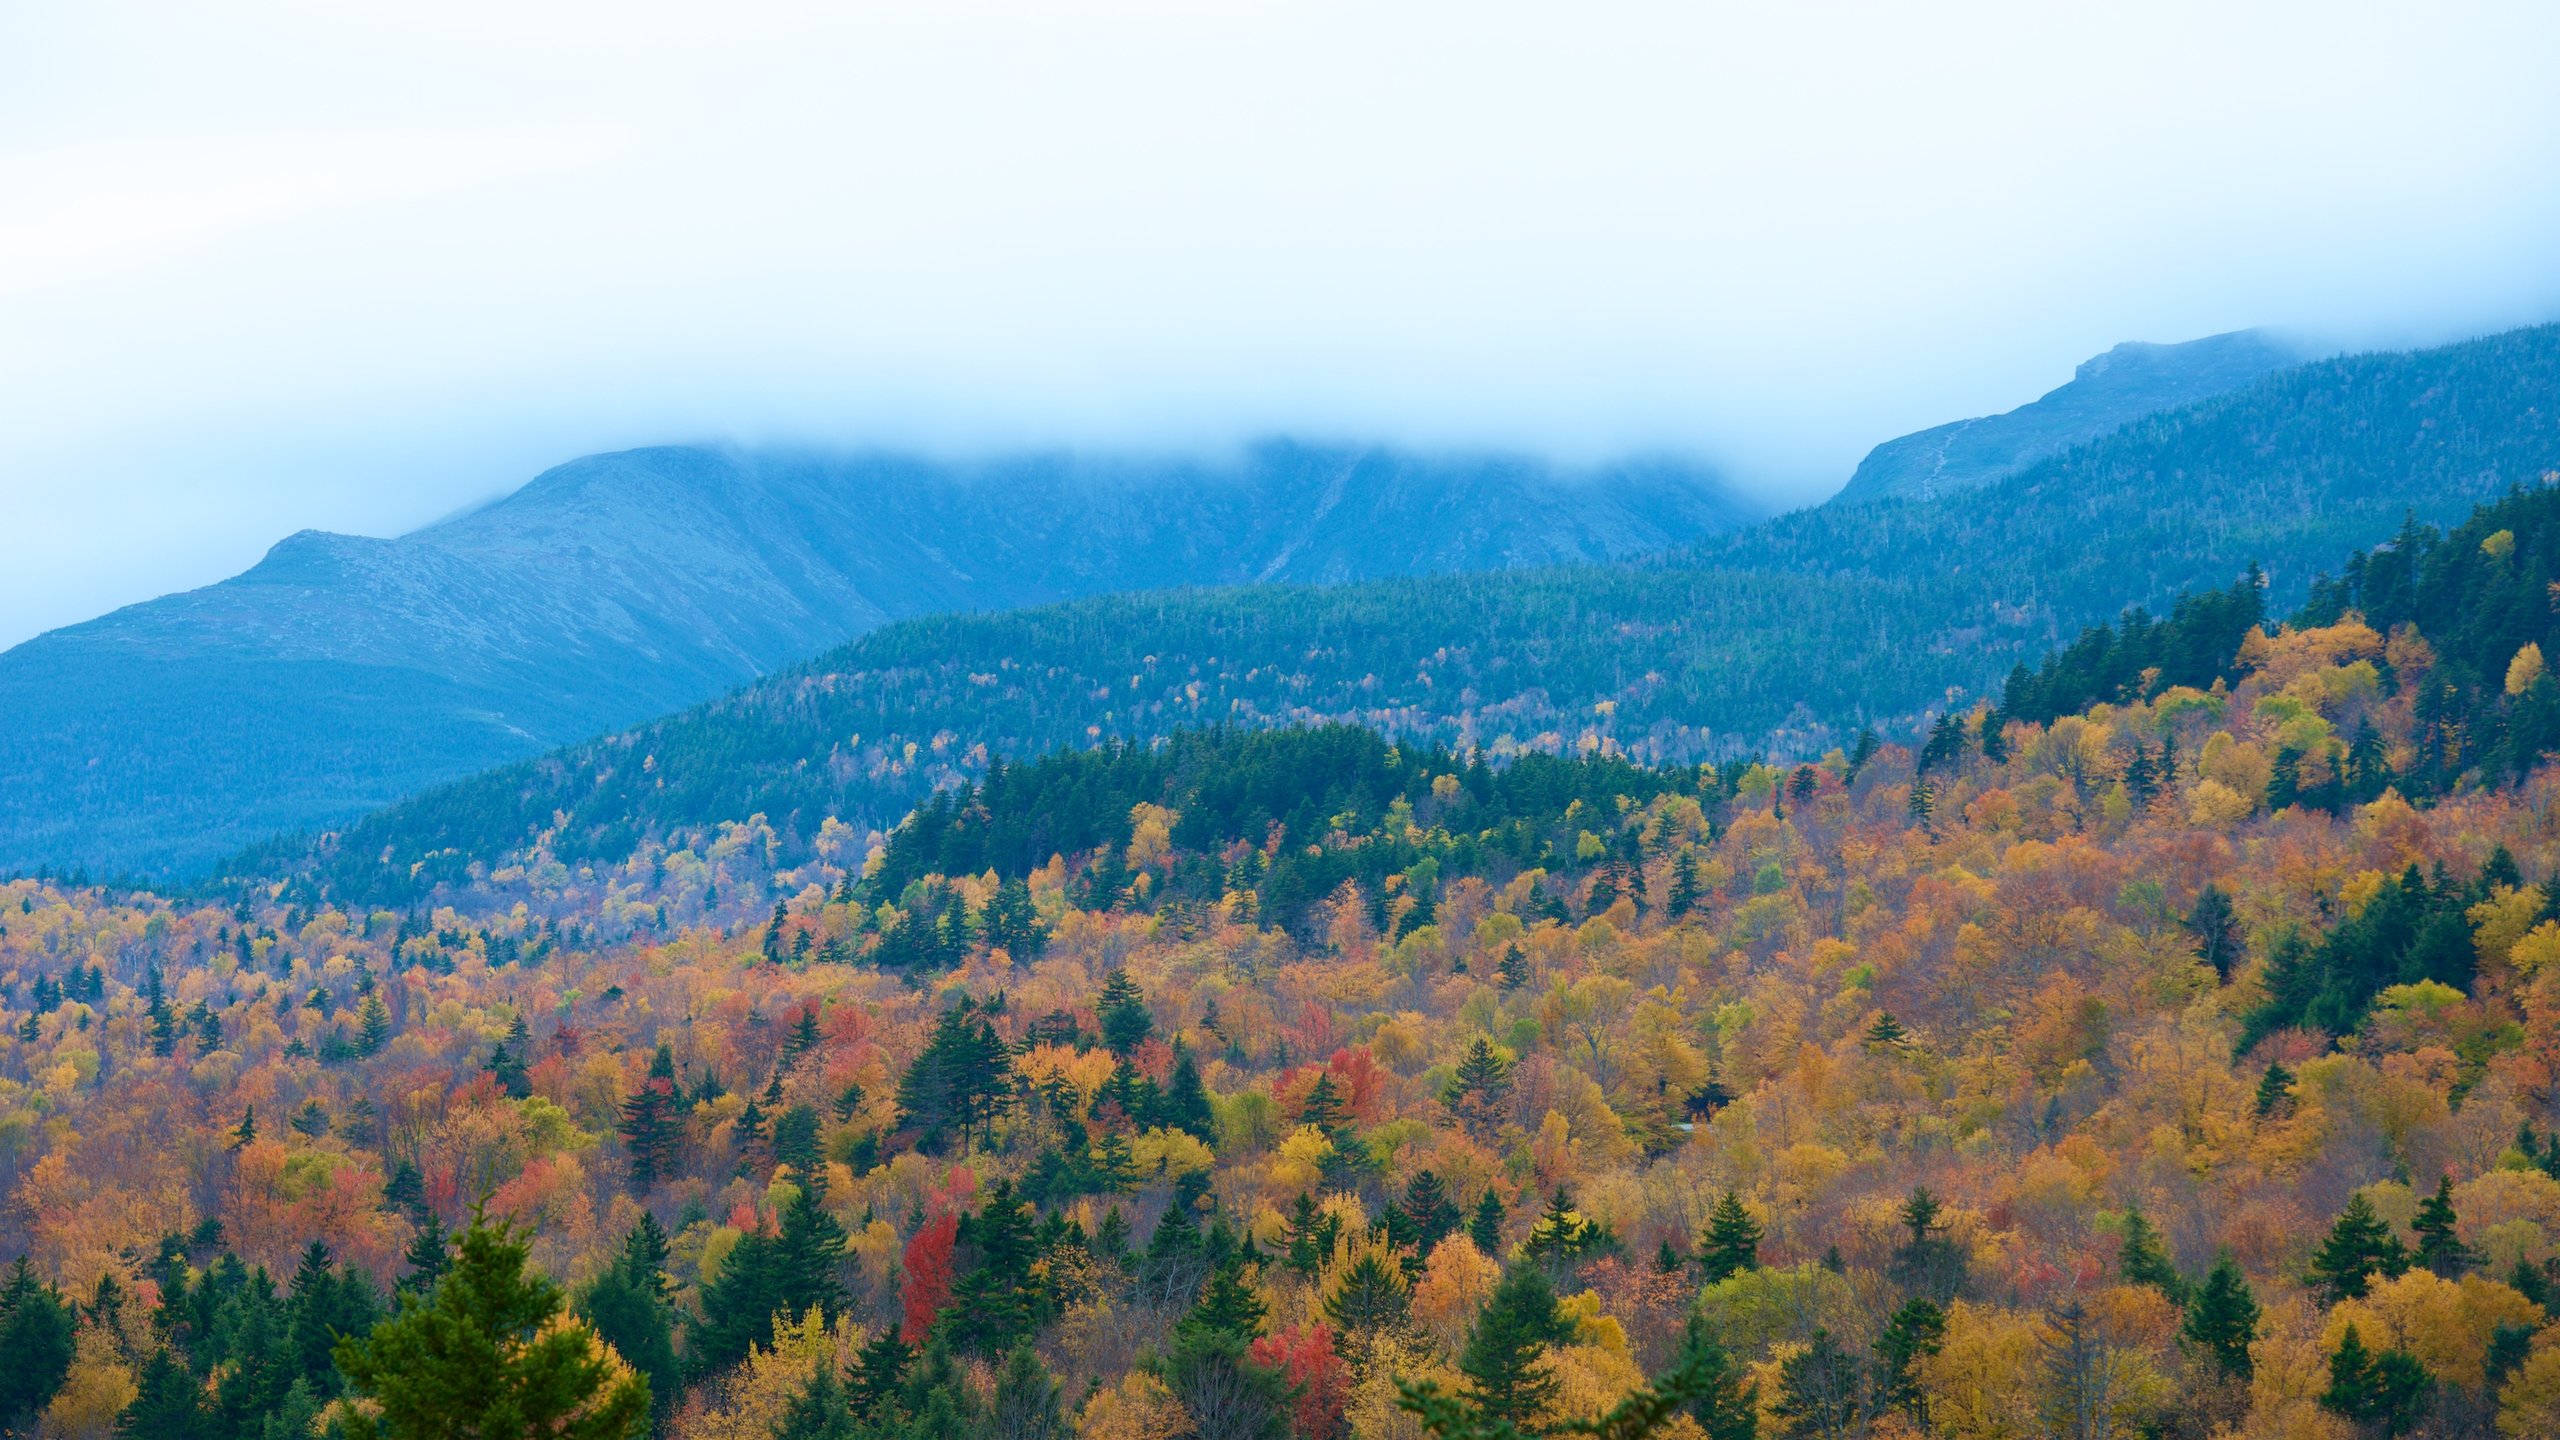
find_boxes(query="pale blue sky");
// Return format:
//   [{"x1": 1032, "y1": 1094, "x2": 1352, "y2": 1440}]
[{"x1": 3, "y1": 0, "x2": 2558, "y2": 647}]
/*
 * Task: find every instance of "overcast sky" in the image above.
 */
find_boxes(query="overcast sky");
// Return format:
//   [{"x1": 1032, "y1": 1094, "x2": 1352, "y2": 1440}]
[{"x1": 3, "y1": 1, "x2": 2558, "y2": 649}]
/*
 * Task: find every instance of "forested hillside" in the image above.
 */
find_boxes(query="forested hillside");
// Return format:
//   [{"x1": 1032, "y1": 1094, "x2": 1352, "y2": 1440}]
[
  {"x1": 0, "y1": 441, "x2": 1750, "y2": 880},
  {"x1": 252, "y1": 325, "x2": 2560, "y2": 909},
  {"x1": 17, "y1": 487, "x2": 2560, "y2": 1434}
]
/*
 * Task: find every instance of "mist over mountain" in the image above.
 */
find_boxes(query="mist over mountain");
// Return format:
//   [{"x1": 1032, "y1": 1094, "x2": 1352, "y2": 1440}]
[
  {"x1": 253, "y1": 323, "x2": 2560, "y2": 906},
  {"x1": 0, "y1": 442, "x2": 1751, "y2": 878},
  {"x1": 1833, "y1": 328, "x2": 2314, "y2": 504}
]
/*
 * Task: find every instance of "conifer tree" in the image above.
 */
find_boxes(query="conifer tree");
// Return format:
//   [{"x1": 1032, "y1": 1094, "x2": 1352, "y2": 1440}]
[
  {"x1": 2320, "y1": 1323, "x2": 2431, "y2": 1436},
  {"x1": 401, "y1": 1212, "x2": 451, "y2": 1294},
  {"x1": 2186, "y1": 884, "x2": 2243, "y2": 981},
  {"x1": 0, "y1": 1259, "x2": 74, "y2": 1428},
  {"x1": 988, "y1": 1346, "x2": 1066, "y2": 1440},
  {"x1": 1498, "y1": 944, "x2": 1531, "y2": 991},
  {"x1": 2116, "y1": 1206, "x2": 2188, "y2": 1302},
  {"x1": 2181, "y1": 1255, "x2": 2261, "y2": 1382},
  {"x1": 1666, "y1": 848, "x2": 1703, "y2": 919},
  {"x1": 1889, "y1": 1186, "x2": 1966, "y2": 1300},
  {"x1": 1457, "y1": 1264, "x2": 1567, "y2": 1427},
  {"x1": 1872, "y1": 1297, "x2": 1944, "y2": 1426},
  {"x1": 1469, "y1": 1189, "x2": 1505, "y2": 1256},
  {"x1": 943, "y1": 1179, "x2": 1041, "y2": 1358},
  {"x1": 229, "y1": 1105, "x2": 257, "y2": 1150},
  {"x1": 2308, "y1": 1193, "x2": 2409, "y2": 1304},
  {"x1": 334, "y1": 1211, "x2": 650, "y2": 1440},
  {"x1": 1096, "y1": 969, "x2": 1153, "y2": 1054},
  {"x1": 773, "y1": 1361, "x2": 855, "y2": 1440},
  {"x1": 1297, "y1": 1072, "x2": 1350, "y2": 1133},
  {"x1": 1862, "y1": 1012, "x2": 1910, "y2": 1049},
  {"x1": 2253, "y1": 1062, "x2": 2295, "y2": 1118},
  {"x1": 1444, "y1": 1038, "x2": 1513, "y2": 1135},
  {"x1": 1694, "y1": 1191, "x2": 1762, "y2": 1284},
  {"x1": 2399, "y1": 1175, "x2": 2472, "y2": 1280},
  {"x1": 618, "y1": 1044, "x2": 685, "y2": 1192},
  {"x1": 1323, "y1": 1251, "x2": 1412, "y2": 1336},
  {"x1": 1403, "y1": 1170, "x2": 1463, "y2": 1255},
  {"x1": 578, "y1": 1221, "x2": 680, "y2": 1423},
  {"x1": 1772, "y1": 1328, "x2": 1861, "y2": 1440}
]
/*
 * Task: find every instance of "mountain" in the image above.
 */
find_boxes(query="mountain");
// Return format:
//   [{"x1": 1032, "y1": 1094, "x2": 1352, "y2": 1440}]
[
  {"x1": 260, "y1": 324, "x2": 2560, "y2": 906},
  {"x1": 0, "y1": 442, "x2": 1753, "y2": 879},
  {"x1": 1833, "y1": 328, "x2": 2312, "y2": 503}
]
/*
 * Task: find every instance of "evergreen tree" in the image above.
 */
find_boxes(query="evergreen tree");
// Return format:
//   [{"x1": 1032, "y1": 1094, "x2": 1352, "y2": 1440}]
[
  {"x1": 896, "y1": 1006, "x2": 1015, "y2": 1153},
  {"x1": 1889, "y1": 1186, "x2": 1966, "y2": 1300},
  {"x1": 1906, "y1": 776, "x2": 1936, "y2": 832},
  {"x1": 1862, "y1": 1012, "x2": 1910, "y2": 1049},
  {"x1": 1185, "y1": 1259, "x2": 1270, "y2": 1342},
  {"x1": 1443, "y1": 1038, "x2": 1513, "y2": 1135},
  {"x1": 783, "y1": 1006, "x2": 824, "y2": 1068},
  {"x1": 2186, "y1": 884, "x2": 2243, "y2": 981},
  {"x1": 1280, "y1": 1193, "x2": 1335, "y2": 1279},
  {"x1": 988, "y1": 1345, "x2": 1066, "y2": 1440},
  {"x1": 1402, "y1": 1170, "x2": 1463, "y2": 1255},
  {"x1": 943, "y1": 1179, "x2": 1041, "y2": 1358},
  {"x1": 2253, "y1": 1062, "x2": 2295, "y2": 1118},
  {"x1": 773, "y1": 1104, "x2": 824, "y2": 1179},
  {"x1": 1666, "y1": 848, "x2": 1703, "y2": 919},
  {"x1": 1162, "y1": 1046, "x2": 1217, "y2": 1142},
  {"x1": 334, "y1": 1211, "x2": 650, "y2": 1440},
  {"x1": 1457, "y1": 1265, "x2": 1568, "y2": 1428},
  {"x1": 2411, "y1": 1175, "x2": 2476, "y2": 1278},
  {"x1": 229, "y1": 1105, "x2": 258, "y2": 1150},
  {"x1": 1497, "y1": 944, "x2": 1531, "y2": 992},
  {"x1": 1872, "y1": 1297, "x2": 1944, "y2": 1427},
  {"x1": 1694, "y1": 1191, "x2": 1762, "y2": 1285},
  {"x1": 1096, "y1": 969, "x2": 1153, "y2": 1054},
  {"x1": 1157, "y1": 1323, "x2": 1292, "y2": 1440},
  {"x1": 0, "y1": 1258, "x2": 75, "y2": 1428},
  {"x1": 1771, "y1": 1328, "x2": 1861, "y2": 1440},
  {"x1": 773, "y1": 1361, "x2": 855, "y2": 1440},
  {"x1": 2307, "y1": 1193, "x2": 2409, "y2": 1305},
  {"x1": 119, "y1": 1348, "x2": 208, "y2": 1440},
  {"x1": 1297, "y1": 1073, "x2": 1350, "y2": 1133},
  {"x1": 2320, "y1": 1323, "x2": 2432, "y2": 1436},
  {"x1": 1322, "y1": 1251, "x2": 1412, "y2": 1336},
  {"x1": 2181, "y1": 1255, "x2": 2261, "y2": 1382},
  {"x1": 357, "y1": 995, "x2": 393, "y2": 1057},
  {"x1": 577, "y1": 1227, "x2": 680, "y2": 1424},
  {"x1": 285, "y1": 1241, "x2": 380, "y2": 1398},
  {"x1": 2116, "y1": 1206, "x2": 2187, "y2": 1302},
  {"x1": 1469, "y1": 1189, "x2": 1505, "y2": 1256}
]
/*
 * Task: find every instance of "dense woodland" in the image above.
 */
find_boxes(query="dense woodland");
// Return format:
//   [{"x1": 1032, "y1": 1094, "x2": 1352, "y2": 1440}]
[
  {"x1": 222, "y1": 325, "x2": 2560, "y2": 908},
  {"x1": 10, "y1": 481, "x2": 2560, "y2": 1436}
]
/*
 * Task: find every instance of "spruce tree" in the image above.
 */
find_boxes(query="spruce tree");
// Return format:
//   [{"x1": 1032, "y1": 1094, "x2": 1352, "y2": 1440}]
[
  {"x1": 988, "y1": 1346, "x2": 1066, "y2": 1440},
  {"x1": 2320, "y1": 1323, "x2": 2432, "y2": 1436},
  {"x1": 1666, "y1": 848, "x2": 1703, "y2": 919},
  {"x1": 1095, "y1": 969, "x2": 1153, "y2": 1054},
  {"x1": 0, "y1": 1259, "x2": 74, "y2": 1427},
  {"x1": 1694, "y1": 1191, "x2": 1762, "y2": 1284},
  {"x1": 2307, "y1": 1193, "x2": 2409, "y2": 1304},
  {"x1": 334, "y1": 1212, "x2": 650, "y2": 1440},
  {"x1": 2253, "y1": 1062, "x2": 2295, "y2": 1118},
  {"x1": 2181, "y1": 1255, "x2": 2261, "y2": 1382},
  {"x1": 119, "y1": 1349, "x2": 207, "y2": 1440},
  {"x1": 617, "y1": 1044, "x2": 685, "y2": 1192},
  {"x1": 1772, "y1": 1328, "x2": 1862, "y2": 1440},
  {"x1": 1458, "y1": 1265, "x2": 1568, "y2": 1427},
  {"x1": 943, "y1": 1179, "x2": 1040, "y2": 1357},
  {"x1": 578, "y1": 1224, "x2": 680, "y2": 1423},
  {"x1": 1469, "y1": 1188, "x2": 1505, "y2": 1256},
  {"x1": 1872, "y1": 1297, "x2": 1944, "y2": 1426},
  {"x1": 1184, "y1": 1258, "x2": 1269, "y2": 1343},
  {"x1": 2116, "y1": 1206, "x2": 2188, "y2": 1303},
  {"x1": 1322, "y1": 1251, "x2": 1412, "y2": 1336},
  {"x1": 773, "y1": 1361, "x2": 855, "y2": 1440},
  {"x1": 1444, "y1": 1038, "x2": 1513, "y2": 1135},
  {"x1": 2411, "y1": 1175, "x2": 2476, "y2": 1277},
  {"x1": 2186, "y1": 884, "x2": 2242, "y2": 981},
  {"x1": 357, "y1": 995, "x2": 392, "y2": 1057},
  {"x1": 1403, "y1": 1170, "x2": 1462, "y2": 1254}
]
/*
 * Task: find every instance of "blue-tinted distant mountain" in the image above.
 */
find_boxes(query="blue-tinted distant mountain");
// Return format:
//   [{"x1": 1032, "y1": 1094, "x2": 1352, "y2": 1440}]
[
  {"x1": 0, "y1": 442, "x2": 1753, "y2": 878},
  {"x1": 1835, "y1": 328, "x2": 2314, "y2": 503}
]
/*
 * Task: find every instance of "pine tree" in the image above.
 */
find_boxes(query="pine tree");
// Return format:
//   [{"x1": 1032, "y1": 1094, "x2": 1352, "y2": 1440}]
[
  {"x1": 333, "y1": 1212, "x2": 650, "y2": 1440},
  {"x1": 1771, "y1": 1328, "x2": 1861, "y2": 1440},
  {"x1": 617, "y1": 1044, "x2": 685, "y2": 1193},
  {"x1": 1907, "y1": 776, "x2": 1936, "y2": 832},
  {"x1": 1184, "y1": 1259, "x2": 1269, "y2": 1342},
  {"x1": 401, "y1": 1212, "x2": 451, "y2": 1294},
  {"x1": 773, "y1": 1361, "x2": 855, "y2": 1440},
  {"x1": 1469, "y1": 1189, "x2": 1505, "y2": 1256},
  {"x1": 943, "y1": 1179, "x2": 1041, "y2": 1357},
  {"x1": 1666, "y1": 848, "x2": 1703, "y2": 919},
  {"x1": 1444, "y1": 1037, "x2": 1513, "y2": 1136},
  {"x1": 988, "y1": 1346, "x2": 1065, "y2": 1440},
  {"x1": 1458, "y1": 1265, "x2": 1567, "y2": 1427},
  {"x1": 2307, "y1": 1193, "x2": 2409, "y2": 1305},
  {"x1": 229, "y1": 1105, "x2": 258, "y2": 1150},
  {"x1": 1862, "y1": 1012, "x2": 1910, "y2": 1049},
  {"x1": 1322, "y1": 1252, "x2": 1412, "y2": 1336},
  {"x1": 2117, "y1": 1205, "x2": 2188, "y2": 1302},
  {"x1": 1297, "y1": 1072, "x2": 1350, "y2": 1133},
  {"x1": 1096, "y1": 969, "x2": 1153, "y2": 1054},
  {"x1": 578, "y1": 1224, "x2": 680, "y2": 1423},
  {"x1": 1497, "y1": 944, "x2": 1531, "y2": 992},
  {"x1": 2186, "y1": 884, "x2": 2243, "y2": 981},
  {"x1": 2181, "y1": 1254, "x2": 2261, "y2": 1382},
  {"x1": 1694, "y1": 1190, "x2": 1762, "y2": 1284},
  {"x1": 2320, "y1": 1323, "x2": 2432, "y2": 1436},
  {"x1": 1676, "y1": 1310, "x2": 1763, "y2": 1440},
  {"x1": 1872, "y1": 1297, "x2": 1944, "y2": 1426},
  {"x1": 1403, "y1": 1170, "x2": 1462, "y2": 1255},
  {"x1": 2253, "y1": 1062, "x2": 2295, "y2": 1118},
  {"x1": 1162, "y1": 1046, "x2": 1217, "y2": 1141},
  {"x1": 2411, "y1": 1175, "x2": 2476, "y2": 1277},
  {"x1": 119, "y1": 1349, "x2": 207, "y2": 1440},
  {"x1": 356, "y1": 995, "x2": 392, "y2": 1057},
  {"x1": 783, "y1": 1005, "x2": 825, "y2": 1068},
  {"x1": 1889, "y1": 1186, "x2": 1966, "y2": 1300},
  {"x1": 0, "y1": 1259, "x2": 75, "y2": 1428}
]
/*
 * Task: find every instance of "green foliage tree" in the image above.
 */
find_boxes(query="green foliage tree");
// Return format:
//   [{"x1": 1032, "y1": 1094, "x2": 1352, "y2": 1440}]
[
  {"x1": 2410, "y1": 1175, "x2": 2476, "y2": 1278},
  {"x1": 1771, "y1": 1328, "x2": 1861, "y2": 1440},
  {"x1": 2319, "y1": 1323, "x2": 2431, "y2": 1437},
  {"x1": 333, "y1": 1210, "x2": 650, "y2": 1440},
  {"x1": 1693, "y1": 1191, "x2": 1761, "y2": 1285},
  {"x1": 1458, "y1": 1265, "x2": 1569, "y2": 1428},
  {"x1": 1873, "y1": 1296, "x2": 1944, "y2": 1426},
  {"x1": 2115, "y1": 1206, "x2": 2187, "y2": 1303},
  {"x1": 2181, "y1": 1255, "x2": 2261, "y2": 1382},
  {"x1": 0, "y1": 1258, "x2": 75, "y2": 1428},
  {"x1": 2307, "y1": 1193, "x2": 2409, "y2": 1305}
]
